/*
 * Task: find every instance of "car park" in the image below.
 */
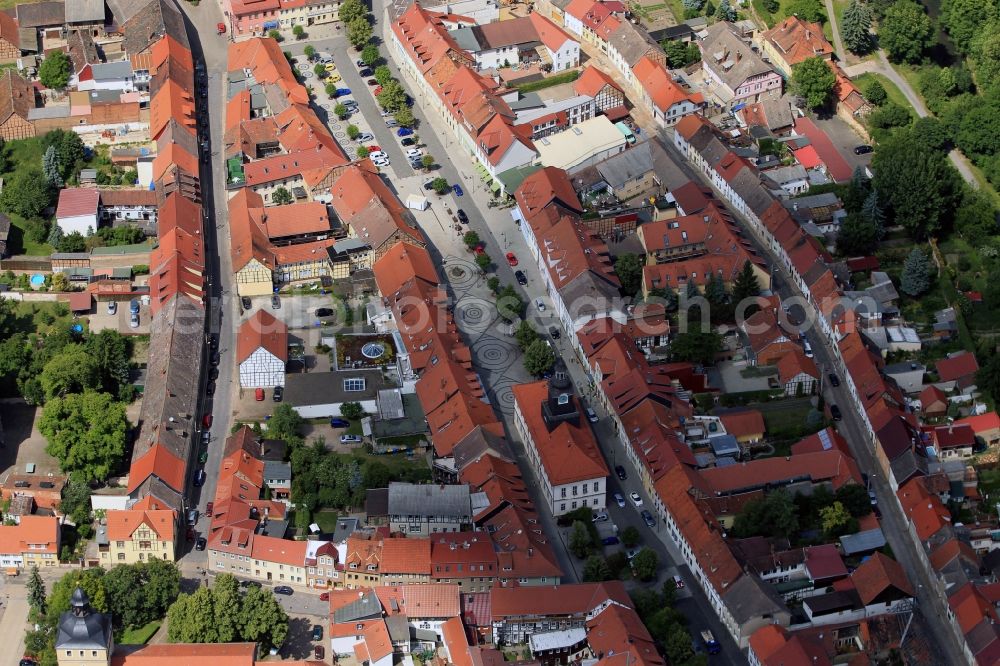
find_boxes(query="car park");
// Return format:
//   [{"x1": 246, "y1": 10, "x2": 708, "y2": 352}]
[
  {"x1": 452, "y1": 184, "x2": 464, "y2": 197},
  {"x1": 341, "y1": 434, "x2": 362, "y2": 443},
  {"x1": 274, "y1": 586, "x2": 293, "y2": 595},
  {"x1": 614, "y1": 493, "x2": 626, "y2": 508},
  {"x1": 629, "y1": 492, "x2": 643, "y2": 507},
  {"x1": 272, "y1": 386, "x2": 283, "y2": 402},
  {"x1": 330, "y1": 417, "x2": 350, "y2": 427},
  {"x1": 515, "y1": 270, "x2": 527, "y2": 285}
]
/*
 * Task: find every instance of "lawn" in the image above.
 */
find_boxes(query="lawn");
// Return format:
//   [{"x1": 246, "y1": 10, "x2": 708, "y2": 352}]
[
  {"x1": 13, "y1": 301, "x2": 75, "y2": 335},
  {"x1": 313, "y1": 510, "x2": 343, "y2": 533},
  {"x1": 752, "y1": 0, "x2": 830, "y2": 29},
  {"x1": 344, "y1": 448, "x2": 431, "y2": 482},
  {"x1": 850, "y1": 72, "x2": 913, "y2": 113},
  {"x1": 120, "y1": 620, "x2": 161, "y2": 645},
  {"x1": 757, "y1": 398, "x2": 815, "y2": 432}
]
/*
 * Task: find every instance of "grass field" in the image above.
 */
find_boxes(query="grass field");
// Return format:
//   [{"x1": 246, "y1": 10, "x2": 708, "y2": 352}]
[
  {"x1": 13, "y1": 301, "x2": 75, "y2": 335},
  {"x1": 850, "y1": 72, "x2": 913, "y2": 113},
  {"x1": 120, "y1": 620, "x2": 161, "y2": 645},
  {"x1": 313, "y1": 510, "x2": 343, "y2": 534}
]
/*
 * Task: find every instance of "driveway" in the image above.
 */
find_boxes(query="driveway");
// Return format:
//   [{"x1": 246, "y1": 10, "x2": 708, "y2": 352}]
[{"x1": 0, "y1": 579, "x2": 28, "y2": 666}]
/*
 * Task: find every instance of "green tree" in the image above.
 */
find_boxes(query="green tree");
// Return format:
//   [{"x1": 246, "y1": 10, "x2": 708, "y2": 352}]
[
  {"x1": 879, "y1": 1, "x2": 934, "y2": 64},
  {"x1": 346, "y1": 124, "x2": 360, "y2": 140},
  {"x1": 421, "y1": 154, "x2": 435, "y2": 170},
  {"x1": 292, "y1": 24, "x2": 305, "y2": 39},
  {"x1": 42, "y1": 146, "x2": 63, "y2": 187},
  {"x1": 861, "y1": 190, "x2": 885, "y2": 238},
  {"x1": 85, "y1": 330, "x2": 133, "y2": 401},
  {"x1": 361, "y1": 43, "x2": 380, "y2": 66},
  {"x1": 394, "y1": 105, "x2": 415, "y2": 128},
  {"x1": 793, "y1": 56, "x2": 837, "y2": 109},
  {"x1": 339, "y1": 0, "x2": 367, "y2": 23},
  {"x1": 514, "y1": 320, "x2": 539, "y2": 350},
  {"x1": 374, "y1": 65, "x2": 394, "y2": 86},
  {"x1": 523, "y1": 339, "x2": 556, "y2": 376},
  {"x1": 863, "y1": 78, "x2": 887, "y2": 106},
  {"x1": 784, "y1": 0, "x2": 826, "y2": 22},
  {"x1": 272, "y1": 187, "x2": 293, "y2": 205},
  {"x1": 569, "y1": 520, "x2": 593, "y2": 558},
  {"x1": 496, "y1": 284, "x2": 525, "y2": 322},
  {"x1": 955, "y1": 104, "x2": 1000, "y2": 155},
  {"x1": 714, "y1": 0, "x2": 735, "y2": 21},
  {"x1": 268, "y1": 29, "x2": 282, "y2": 41},
  {"x1": 670, "y1": 330, "x2": 721, "y2": 365},
  {"x1": 39, "y1": 50, "x2": 70, "y2": 89},
  {"x1": 836, "y1": 213, "x2": 878, "y2": 256},
  {"x1": 347, "y1": 17, "x2": 373, "y2": 48},
  {"x1": 356, "y1": 145, "x2": 370, "y2": 159},
  {"x1": 103, "y1": 559, "x2": 180, "y2": 630},
  {"x1": 377, "y1": 80, "x2": 408, "y2": 111},
  {"x1": 955, "y1": 188, "x2": 999, "y2": 245},
  {"x1": 900, "y1": 247, "x2": 932, "y2": 296},
  {"x1": 621, "y1": 526, "x2": 641, "y2": 548},
  {"x1": 941, "y1": 0, "x2": 997, "y2": 54},
  {"x1": 820, "y1": 501, "x2": 855, "y2": 536},
  {"x1": 268, "y1": 403, "x2": 304, "y2": 444},
  {"x1": 167, "y1": 586, "x2": 218, "y2": 643},
  {"x1": 971, "y1": 21, "x2": 1000, "y2": 90},
  {"x1": 475, "y1": 252, "x2": 491, "y2": 272},
  {"x1": 334, "y1": 102, "x2": 348, "y2": 119},
  {"x1": 432, "y1": 177, "x2": 450, "y2": 194},
  {"x1": 867, "y1": 102, "x2": 912, "y2": 130},
  {"x1": 57, "y1": 231, "x2": 86, "y2": 253},
  {"x1": 49, "y1": 568, "x2": 108, "y2": 618},
  {"x1": 732, "y1": 490, "x2": 799, "y2": 538},
  {"x1": 836, "y1": 483, "x2": 873, "y2": 517},
  {"x1": 913, "y1": 116, "x2": 951, "y2": 152},
  {"x1": 631, "y1": 548, "x2": 659, "y2": 581},
  {"x1": 304, "y1": 45, "x2": 316, "y2": 59},
  {"x1": 663, "y1": 40, "x2": 701, "y2": 68},
  {"x1": 340, "y1": 401, "x2": 364, "y2": 420},
  {"x1": 0, "y1": 169, "x2": 52, "y2": 219},
  {"x1": 212, "y1": 574, "x2": 243, "y2": 642},
  {"x1": 40, "y1": 344, "x2": 99, "y2": 399},
  {"x1": 614, "y1": 253, "x2": 643, "y2": 297},
  {"x1": 583, "y1": 555, "x2": 612, "y2": 582},
  {"x1": 325, "y1": 82, "x2": 337, "y2": 98},
  {"x1": 27, "y1": 566, "x2": 46, "y2": 620},
  {"x1": 872, "y1": 132, "x2": 958, "y2": 238},
  {"x1": 665, "y1": 626, "x2": 697, "y2": 664},
  {"x1": 731, "y1": 260, "x2": 761, "y2": 313},
  {"x1": 313, "y1": 63, "x2": 326, "y2": 78},
  {"x1": 463, "y1": 230, "x2": 481, "y2": 248},
  {"x1": 842, "y1": 0, "x2": 873, "y2": 54},
  {"x1": 238, "y1": 584, "x2": 289, "y2": 650},
  {"x1": 40, "y1": 391, "x2": 128, "y2": 484},
  {"x1": 976, "y1": 352, "x2": 1000, "y2": 404}
]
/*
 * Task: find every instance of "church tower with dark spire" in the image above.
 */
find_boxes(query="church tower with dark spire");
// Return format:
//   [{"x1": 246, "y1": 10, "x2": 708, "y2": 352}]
[{"x1": 55, "y1": 588, "x2": 113, "y2": 666}]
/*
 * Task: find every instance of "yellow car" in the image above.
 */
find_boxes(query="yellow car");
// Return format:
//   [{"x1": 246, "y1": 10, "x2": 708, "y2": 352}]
[
  {"x1": 327, "y1": 72, "x2": 341, "y2": 83},
  {"x1": 324, "y1": 62, "x2": 338, "y2": 73}
]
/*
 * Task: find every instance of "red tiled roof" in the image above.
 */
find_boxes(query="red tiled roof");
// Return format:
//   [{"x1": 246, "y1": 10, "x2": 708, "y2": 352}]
[
  {"x1": 0, "y1": 515, "x2": 60, "y2": 555},
  {"x1": 127, "y1": 443, "x2": 187, "y2": 494},
  {"x1": 380, "y1": 537, "x2": 432, "y2": 574},
  {"x1": 897, "y1": 477, "x2": 952, "y2": 540},
  {"x1": 956, "y1": 412, "x2": 1000, "y2": 435},
  {"x1": 110, "y1": 643, "x2": 257, "y2": 666},
  {"x1": 804, "y1": 544, "x2": 847, "y2": 581},
  {"x1": 106, "y1": 509, "x2": 175, "y2": 542},
  {"x1": 699, "y1": 450, "x2": 860, "y2": 493},
  {"x1": 718, "y1": 409, "x2": 765, "y2": 438},
  {"x1": 762, "y1": 16, "x2": 834, "y2": 67},
  {"x1": 249, "y1": 534, "x2": 307, "y2": 567},
  {"x1": 632, "y1": 55, "x2": 702, "y2": 114},
  {"x1": 490, "y1": 581, "x2": 630, "y2": 619},
  {"x1": 793, "y1": 117, "x2": 853, "y2": 182},
  {"x1": 950, "y1": 583, "x2": 999, "y2": 634},
  {"x1": 236, "y1": 310, "x2": 287, "y2": 364},
  {"x1": 574, "y1": 64, "x2": 623, "y2": 98},
  {"x1": 936, "y1": 351, "x2": 979, "y2": 383},
  {"x1": 442, "y1": 617, "x2": 474, "y2": 666},
  {"x1": 851, "y1": 552, "x2": 913, "y2": 605},
  {"x1": 56, "y1": 187, "x2": 100, "y2": 218},
  {"x1": 920, "y1": 385, "x2": 948, "y2": 411},
  {"x1": 777, "y1": 348, "x2": 819, "y2": 384}
]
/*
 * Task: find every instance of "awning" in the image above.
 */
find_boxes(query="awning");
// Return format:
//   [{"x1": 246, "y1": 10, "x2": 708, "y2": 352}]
[
  {"x1": 474, "y1": 163, "x2": 489, "y2": 178},
  {"x1": 603, "y1": 105, "x2": 629, "y2": 121},
  {"x1": 490, "y1": 179, "x2": 501, "y2": 193},
  {"x1": 732, "y1": 102, "x2": 746, "y2": 111}
]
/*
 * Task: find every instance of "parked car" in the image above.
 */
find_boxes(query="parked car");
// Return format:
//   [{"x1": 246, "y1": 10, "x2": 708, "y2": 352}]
[
  {"x1": 803, "y1": 340, "x2": 813, "y2": 357},
  {"x1": 319, "y1": 592, "x2": 330, "y2": 601},
  {"x1": 614, "y1": 493, "x2": 626, "y2": 508},
  {"x1": 401, "y1": 137, "x2": 416, "y2": 146},
  {"x1": 274, "y1": 586, "x2": 293, "y2": 595},
  {"x1": 456, "y1": 209, "x2": 469, "y2": 224},
  {"x1": 366, "y1": 78, "x2": 378, "y2": 86},
  {"x1": 314, "y1": 646, "x2": 325, "y2": 661},
  {"x1": 452, "y1": 184, "x2": 464, "y2": 197},
  {"x1": 615, "y1": 465, "x2": 627, "y2": 480},
  {"x1": 626, "y1": 548, "x2": 641, "y2": 560},
  {"x1": 853, "y1": 144, "x2": 874, "y2": 155},
  {"x1": 830, "y1": 404, "x2": 842, "y2": 420},
  {"x1": 355, "y1": 59, "x2": 366, "y2": 68},
  {"x1": 641, "y1": 509, "x2": 655, "y2": 528},
  {"x1": 335, "y1": 88, "x2": 352, "y2": 96},
  {"x1": 129, "y1": 312, "x2": 139, "y2": 328},
  {"x1": 271, "y1": 294, "x2": 281, "y2": 309},
  {"x1": 672, "y1": 575, "x2": 685, "y2": 589},
  {"x1": 209, "y1": 333, "x2": 218, "y2": 350},
  {"x1": 548, "y1": 327, "x2": 560, "y2": 339},
  {"x1": 602, "y1": 536, "x2": 620, "y2": 546},
  {"x1": 356, "y1": 132, "x2": 374, "y2": 142},
  {"x1": 107, "y1": 301, "x2": 117, "y2": 315},
  {"x1": 405, "y1": 148, "x2": 423, "y2": 158},
  {"x1": 330, "y1": 417, "x2": 350, "y2": 427},
  {"x1": 206, "y1": 381, "x2": 215, "y2": 396},
  {"x1": 316, "y1": 307, "x2": 334, "y2": 317},
  {"x1": 311, "y1": 625, "x2": 323, "y2": 641},
  {"x1": 397, "y1": 127, "x2": 414, "y2": 137},
  {"x1": 359, "y1": 67, "x2": 373, "y2": 76},
  {"x1": 592, "y1": 511, "x2": 609, "y2": 522},
  {"x1": 829, "y1": 373, "x2": 840, "y2": 387},
  {"x1": 585, "y1": 407, "x2": 598, "y2": 423},
  {"x1": 629, "y1": 492, "x2": 643, "y2": 507},
  {"x1": 368, "y1": 150, "x2": 387, "y2": 160},
  {"x1": 505, "y1": 252, "x2": 518, "y2": 266},
  {"x1": 241, "y1": 296, "x2": 252, "y2": 310},
  {"x1": 195, "y1": 537, "x2": 207, "y2": 551},
  {"x1": 201, "y1": 432, "x2": 210, "y2": 446},
  {"x1": 187, "y1": 509, "x2": 199, "y2": 526},
  {"x1": 240, "y1": 580, "x2": 262, "y2": 588},
  {"x1": 515, "y1": 270, "x2": 527, "y2": 285},
  {"x1": 536, "y1": 299, "x2": 545, "y2": 311},
  {"x1": 216, "y1": 22, "x2": 226, "y2": 34},
  {"x1": 130, "y1": 298, "x2": 140, "y2": 314},
  {"x1": 209, "y1": 365, "x2": 219, "y2": 379},
  {"x1": 210, "y1": 351, "x2": 220, "y2": 366},
  {"x1": 272, "y1": 386, "x2": 283, "y2": 402},
  {"x1": 206, "y1": 501, "x2": 214, "y2": 515},
  {"x1": 255, "y1": 388, "x2": 265, "y2": 401},
  {"x1": 202, "y1": 414, "x2": 213, "y2": 429},
  {"x1": 194, "y1": 470, "x2": 206, "y2": 487},
  {"x1": 324, "y1": 62, "x2": 338, "y2": 72},
  {"x1": 341, "y1": 434, "x2": 362, "y2": 443},
  {"x1": 385, "y1": 118, "x2": 398, "y2": 128}
]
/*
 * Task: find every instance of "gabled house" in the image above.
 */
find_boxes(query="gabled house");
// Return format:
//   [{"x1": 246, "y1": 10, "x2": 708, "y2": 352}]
[
  {"x1": 699, "y1": 21, "x2": 782, "y2": 108},
  {"x1": 236, "y1": 310, "x2": 288, "y2": 389},
  {"x1": 936, "y1": 351, "x2": 979, "y2": 392},
  {"x1": 631, "y1": 55, "x2": 704, "y2": 127},
  {"x1": 573, "y1": 64, "x2": 625, "y2": 113},
  {"x1": 760, "y1": 16, "x2": 834, "y2": 77},
  {"x1": 777, "y1": 349, "x2": 819, "y2": 396}
]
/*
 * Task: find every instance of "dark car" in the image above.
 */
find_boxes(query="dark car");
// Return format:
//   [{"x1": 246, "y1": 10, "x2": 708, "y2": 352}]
[
  {"x1": 828, "y1": 373, "x2": 840, "y2": 387},
  {"x1": 367, "y1": 78, "x2": 378, "y2": 86},
  {"x1": 456, "y1": 209, "x2": 469, "y2": 224},
  {"x1": 195, "y1": 537, "x2": 207, "y2": 551},
  {"x1": 615, "y1": 465, "x2": 627, "y2": 480},
  {"x1": 271, "y1": 294, "x2": 281, "y2": 309},
  {"x1": 273, "y1": 386, "x2": 283, "y2": 402},
  {"x1": 316, "y1": 307, "x2": 334, "y2": 318},
  {"x1": 830, "y1": 404, "x2": 843, "y2": 420},
  {"x1": 209, "y1": 367, "x2": 219, "y2": 381},
  {"x1": 20, "y1": 659, "x2": 37, "y2": 666},
  {"x1": 330, "y1": 417, "x2": 350, "y2": 427},
  {"x1": 312, "y1": 625, "x2": 324, "y2": 641},
  {"x1": 515, "y1": 270, "x2": 527, "y2": 285},
  {"x1": 209, "y1": 334, "x2": 218, "y2": 349},
  {"x1": 641, "y1": 509, "x2": 656, "y2": 528},
  {"x1": 401, "y1": 137, "x2": 416, "y2": 146},
  {"x1": 210, "y1": 351, "x2": 220, "y2": 366},
  {"x1": 240, "y1": 580, "x2": 262, "y2": 589},
  {"x1": 274, "y1": 586, "x2": 294, "y2": 595},
  {"x1": 359, "y1": 67, "x2": 373, "y2": 76},
  {"x1": 853, "y1": 144, "x2": 874, "y2": 155},
  {"x1": 602, "y1": 536, "x2": 620, "y2": 546},
  {"x1": 241, "y1": 296, "x2": 252, "y2": 310},
  {"x1": 206, "y1": 381, "x2": 216, "y2": 396},
  {"x1": 194, "y1": 469, "x2": 206, "y2": 487},
  {"x1": 314, "y1": 646, "x2": 325, "y2": 660},
  {"x1": 549, "y1": 327, "x2": 560, "y2": 339}
]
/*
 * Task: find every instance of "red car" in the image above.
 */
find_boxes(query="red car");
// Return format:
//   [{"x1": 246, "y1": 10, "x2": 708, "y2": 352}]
[
  {"x1": 255, "y1": 388, "x2": 265, "y2": 401},
  {"x1": 506, "y1": 252, "x2": 518, "y2": 267},
  {"x1": 474, "y1": 244, "x2": 485, "y2": 256},
  {"x1": 366, "y1": 145, "x2": 381, "y2": 153},
  {"x1": 206, "y1": 501, "x2": 214, "y2": 516},
  {"x1": 374, "y1": 85, "x2": 383, "y2": 96},
  {"x1": 202, "y1": 414, "x2": 213, "y2": 429},
  {"x1": 216, "y1": 22, "x2": 226, "y2": 34},
  {"x1": 319, "y1": 592, "x2": 330, "y2": 601}
]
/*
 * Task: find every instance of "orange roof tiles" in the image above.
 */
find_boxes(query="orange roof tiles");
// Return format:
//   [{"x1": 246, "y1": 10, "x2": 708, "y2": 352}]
[
  {"x1": 587, "y1": 604, "x2": 664, "y2": 666},
  {"x1": 574, "y1": 64, "x2": 623, "y2": 98},
  {"x1": 950, "y1": 583, "x2": 999, "y2": 635},
  {"x1": 149, "y1": 78, "x2": 195, "y2": 140},
  {"x1": 897, "y1": 477, "x2": 952, "y2": 540},
  {"x1": 362, "y1": 620, "x2": 393, "y2": 661},
  {"x1": 490, "y1": 581, "x2": 630, "y2": 619},
  {"x1": 851, "y1": 552, "x2": 913, "y2": 605},
  {"x1": 632, "y1": 55, "x2": 702, "y2": 114},
  {"x1": 0, "y1": 515, "x2": 60, "y2": 555},
  {"x1": 373, "y1": 241, "x2": 439, "y2": 296},
  {"x1": 380, "y1": 537, "x2": 432, "y2": 574},
  {"x1": 127, "y1": 444, "x2": 187, "y2": 494},
  {"x1": 106, "y1": 509, "x2": 175, "y2": 542},
  {"x1": 227, "y1": 38, "x2": 308, "y2": 105},
  {"x1": 936, "y1": 351, "x2": 979, "y2": 383},
  {"x1": 257, "y1": 201, "x2": 330, "y2": 239},
  {"x1": 110, "y1": 643, "x2": 257, "y2": 666},
  {"x1": 700, "y1": 450, "x2": 859, "y2": 494},
  {"x1": 236, "y1": 310, "x2": 288, "y2": 364},
  {"x1": 763, "y1": 16, "x2": 835, "y2": 68},
  {"x1": 375, "y1": 583, "x2": 461, "y2": 618},
  {"x1": 718, "y1": 409, "x2": 765, "y2": 439},
  {"x1": 249, "y1": 534, "x2": 307, "y2": 567},
  {"x1": 777, "y1": 348, "x2": 819, "y2": 383},
  {"x1": 511, "y1": 380, "x2": 609, "y2": 485},
  {"x1": 442, "y1": 617, "x2": 474, "y2": 666}
]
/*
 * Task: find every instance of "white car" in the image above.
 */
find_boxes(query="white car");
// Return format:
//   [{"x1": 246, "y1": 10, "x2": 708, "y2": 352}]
[
  {"x1": 405, "y1": 148, "x2": 422, "y2": 158},
  {"x1": 340, "y1": 434, "x2": 362, "y2": 443},
  {"x1": 356, "y1": 133, "x2": 374, "y2": 142},
  {"x1": 536, "y1": 299, "x2": 546, "y2": 311},
  {"x1": 372, "y1": 159, "x2": 390, "y2": 168},
  {"x1": 107, "y1": 301, "x2": 117, "y2": 315},
  {"x1": 629, "y1": 492, "x2": 643, "y2": 507},
  {"x1": 614, "y1": 493, "x2": 626, "y2": 508},
  {"x1": 368, "y1": 151, "x2": 387, "y2": 160}
]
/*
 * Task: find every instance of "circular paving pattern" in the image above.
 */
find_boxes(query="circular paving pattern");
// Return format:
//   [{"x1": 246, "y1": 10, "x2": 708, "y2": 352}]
[
  {"x1": 302, "y1": 71, "x2": 313, "y2": 79},
  {"x1": 334, "y1": 131, "x2": 346, "y2": 139},
  {"x1": 444, "y1": 257, "x2": 479, "y2": 289},
  {"x1": 454, "y1": 297, "x2": 495, "y2": 334},
  {"x1": 488, "y1": 380, "x2": 517, "y2": 414},
  {"x1": 472, "y1": 336, "x2": 515, "y2": 371}
]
